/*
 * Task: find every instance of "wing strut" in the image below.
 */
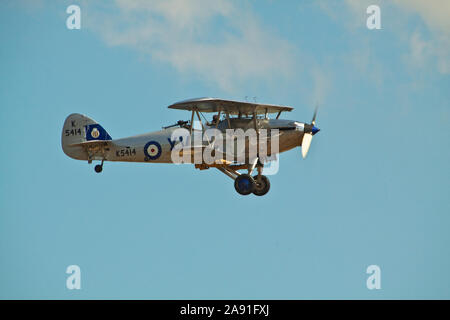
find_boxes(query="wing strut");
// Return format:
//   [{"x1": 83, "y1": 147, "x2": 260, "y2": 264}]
[
  {"x1": 215, "y1": 110, "x2": 221, "y2": 128},
  {"x1": 225, "y1": 111, "x2": 232, "y2": 129},
  {"x1": 195, "y1": 109, "x2": 212, "y2": 145},
  {"x1": 189, "y1": 109, "x2": 195, "y2": 135},
  {"x1": 276, "y1": 111, "x2": 282, "y2": 119}
]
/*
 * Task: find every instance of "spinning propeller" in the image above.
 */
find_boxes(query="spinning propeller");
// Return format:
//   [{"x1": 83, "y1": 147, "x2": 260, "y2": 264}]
[{"x1": 301, "y1": 105, "x2": 320, "y2": 159}]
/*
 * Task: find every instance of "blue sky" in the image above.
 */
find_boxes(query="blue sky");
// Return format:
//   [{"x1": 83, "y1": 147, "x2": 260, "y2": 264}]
[{"x1": 1, "y1": 0, "x2": 449, "y2": 299}]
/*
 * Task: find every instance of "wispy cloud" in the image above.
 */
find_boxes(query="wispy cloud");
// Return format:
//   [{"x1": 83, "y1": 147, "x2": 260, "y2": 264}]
[
  {"x1": 393, "y1": 0, "x2": 450, "y2": 34},
  {"x1": 341, "y1": 0, "x2": 450, "y2": 75},
  {"x1": 393, "y1": 0, "x2": 450, "y2": 74},
  {"x1": 84, "y1": 0, "x2": 297, "y2": 93},
  {"x1": 310, "y1": 67, "x2": 331, "y2": 107}
]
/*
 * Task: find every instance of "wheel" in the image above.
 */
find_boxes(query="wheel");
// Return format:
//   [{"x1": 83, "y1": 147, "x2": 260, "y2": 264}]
[
  {"x1": 253, "y1": 175, "x2": 270, "y2": 196},
  {"x1": 94, "y1": 164, "x2": 103, "y2": 173},
  {"x1": 234, "y1": 174, "x2": 255, "y2": 195}
]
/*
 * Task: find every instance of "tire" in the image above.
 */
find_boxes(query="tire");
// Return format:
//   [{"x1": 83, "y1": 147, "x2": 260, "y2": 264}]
[
  {"x1": 94, "y1": 164, "x2": 103, "y2": 173},
  {"x1": 234, "y1": 174, "x2": 255, "y2": 195},
  {"x1": 252, "y1": 175, "x2": 270, "y2": 196}
]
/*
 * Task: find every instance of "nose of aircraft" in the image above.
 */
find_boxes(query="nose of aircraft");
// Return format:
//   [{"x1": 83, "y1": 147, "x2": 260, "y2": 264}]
[{"x1": 302, "y1": 123, "x2": 320, "y2": 135}]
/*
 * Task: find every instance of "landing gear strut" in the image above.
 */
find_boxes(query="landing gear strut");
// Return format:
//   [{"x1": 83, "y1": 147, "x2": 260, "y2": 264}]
[{"x1": 250, "y1": 161, "x2": 270, "y2": 196}]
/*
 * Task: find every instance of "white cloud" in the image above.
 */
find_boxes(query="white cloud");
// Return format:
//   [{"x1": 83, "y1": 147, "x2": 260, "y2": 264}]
[
  {"x1": 84, "y1": 0, "x2": 297, "y2": 92},
  {"x1": 393, "y1": 0, "x2": 450, "y2": 74},
  {"x1": 341, "y1": 0, "x2": 450, "y2": 75},
  {"x1": 393, "y1": 0, "x2": 450, "y2": 34},
  {"x1": 408, "y1": 31, "x2": 430, "y2": 68}
]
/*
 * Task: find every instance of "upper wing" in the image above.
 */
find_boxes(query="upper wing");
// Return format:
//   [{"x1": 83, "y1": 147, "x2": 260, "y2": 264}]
[{"x1": 168, "y1": 97, "x2": 293, "y2": 115}]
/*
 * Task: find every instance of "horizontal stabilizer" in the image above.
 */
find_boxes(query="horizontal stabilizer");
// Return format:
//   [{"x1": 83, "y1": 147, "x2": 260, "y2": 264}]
[{"x1": 68, "y1": 140, "x2": 111, "y2": 148}]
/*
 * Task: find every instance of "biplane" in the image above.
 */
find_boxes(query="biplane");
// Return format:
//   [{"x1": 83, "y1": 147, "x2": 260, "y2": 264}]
[{"x1": 61, "y1": 98, "x2": 320, "y2": 196}]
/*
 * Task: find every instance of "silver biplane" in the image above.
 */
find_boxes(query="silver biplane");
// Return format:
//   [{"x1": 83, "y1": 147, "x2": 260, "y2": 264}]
[{"x1": 61, "y1": 98, "x2": 320, "y2": 196}]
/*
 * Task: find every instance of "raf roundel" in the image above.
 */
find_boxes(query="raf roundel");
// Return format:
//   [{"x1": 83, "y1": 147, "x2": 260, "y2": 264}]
[{"x1": 144, "y1": 141, "x2": 162, "y2": 160}]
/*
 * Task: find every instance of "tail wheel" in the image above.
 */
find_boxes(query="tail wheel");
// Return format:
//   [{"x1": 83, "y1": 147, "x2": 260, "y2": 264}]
[
  {"x1": 94, "y1": 164, "x2": 103, "y2": 173},
  {"x1": 234, "y1": 174, "x2": 255, "y2": 195},
  {"x1": 252, "y1": 175, "x2": 270, "y2": 196}
]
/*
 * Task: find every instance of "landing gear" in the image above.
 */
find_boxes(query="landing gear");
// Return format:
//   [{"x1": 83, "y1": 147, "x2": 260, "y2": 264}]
[
  {"x1": 234, "y1": 174, "x2": 256, "y2": 195},
  {"x1": 252, "y1": 175, "x2": 270, "y2": 196},
  {"x1": 215, "y1": 163, "x2": 271, "y2": 196},
  {"x1": 94, "y1": 160, "x2": 104, "y2": 173}
]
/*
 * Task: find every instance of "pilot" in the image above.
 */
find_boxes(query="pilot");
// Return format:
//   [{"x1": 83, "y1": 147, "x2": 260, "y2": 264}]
[{"x1": 211, "y1": 114, "x2": 219, "y2": 126}]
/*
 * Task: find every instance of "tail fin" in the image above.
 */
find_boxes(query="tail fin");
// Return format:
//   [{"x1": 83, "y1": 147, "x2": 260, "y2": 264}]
[{"x1": 61, "y1": 113, "x2": 112, "y2": 160}]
